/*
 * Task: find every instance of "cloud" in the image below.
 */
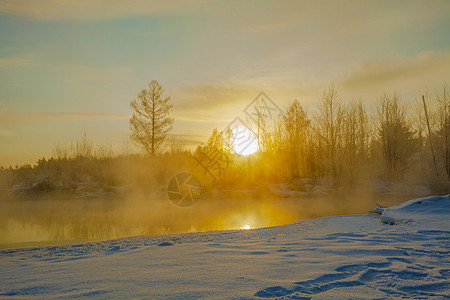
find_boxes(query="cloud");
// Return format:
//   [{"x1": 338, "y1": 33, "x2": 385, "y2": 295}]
[
  {"x1": 341, "y1": 52, "x2": 450, "y2": 87},
  {"x1": 171, "y1": 133, "x2": 207, "y2": 147},
  {"x1": 0, "y1": 0, "x2": 210, "y2": 21},
  {"x1": 0, "y1": 52, "x2": 136, "y2": 93},
  {"x1": 0, "y1": 53, "x2": 41, "y2": 69},
  {"x1": 173, "y1": 80, "x2": 256, "y2": 112},
  {"x1": 0, "y1": 112, "x2": 130, "y2": 125},
  {"x1": 172, "y1": 77, "x2": 326, "y2": 118},
  {"x1": 339, "y1": 52, "x2": 450, "y2": 102},
  {"x1": 173, "y1": 51, "x2": 449, "y2": 123},
  {"x1": 168, "y1": 77, "x2": 328, "y2": 148},
  {"x1": 0, "y1": 129, "x2": 16, "y2": 136},
  {"x1": 0, "y1": 100, "x2": 6, "y2": 116}
]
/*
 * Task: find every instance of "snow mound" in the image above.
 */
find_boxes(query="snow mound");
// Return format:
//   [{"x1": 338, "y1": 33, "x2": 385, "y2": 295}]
[
  {"x1": 380, "y1": 195, "x2": 450, "y2": 225},
  {"x1": 390, "y1": 195, "x2": 450, "y2": 215},
  {"x1": 1, "y1": 195, "x2": 449, "y2": 299}
]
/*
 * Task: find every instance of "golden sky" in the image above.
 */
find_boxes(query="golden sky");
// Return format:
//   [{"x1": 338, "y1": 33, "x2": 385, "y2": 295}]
[{"x1": 0, "y1": 0, "x2": 449, "y2": 166}]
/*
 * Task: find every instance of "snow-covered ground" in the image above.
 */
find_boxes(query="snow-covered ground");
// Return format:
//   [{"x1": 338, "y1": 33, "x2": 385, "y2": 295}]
[{"x1": 1, "y1": 196, "x2": 449, "y2": 299}]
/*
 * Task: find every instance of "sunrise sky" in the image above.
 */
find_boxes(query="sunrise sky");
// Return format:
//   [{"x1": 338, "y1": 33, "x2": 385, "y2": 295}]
[{"x1": 0, "y1": 0, "x2": 449, "y2": 166}]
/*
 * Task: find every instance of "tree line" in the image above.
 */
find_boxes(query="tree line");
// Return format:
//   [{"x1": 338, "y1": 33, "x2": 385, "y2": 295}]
[
  {"x1": 129, "y1": 80, "x2": 449, "y2": 189},
  {"x1": 1, "y1": 80, "x2": 448, "y2": 194},
  {"x1": 253, "y1": 84, "x2": 449, "y2": 187}
]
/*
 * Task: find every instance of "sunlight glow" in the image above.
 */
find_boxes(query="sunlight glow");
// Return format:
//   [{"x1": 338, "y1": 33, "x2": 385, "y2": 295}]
[
  {"x1": 240, "y1": 224, "x2": 251, "y2": 230},
  {"x1": 232, "y1": 127, "x2": 258, "y2": 156}
]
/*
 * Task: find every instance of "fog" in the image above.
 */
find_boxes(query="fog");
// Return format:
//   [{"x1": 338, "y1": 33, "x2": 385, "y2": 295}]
[
  {"x1": 1, "y1": 84, "x2": 448, "y2": 249},
  {"x1": 0, "y1": 186, "x2": 415, "y2": 249}
]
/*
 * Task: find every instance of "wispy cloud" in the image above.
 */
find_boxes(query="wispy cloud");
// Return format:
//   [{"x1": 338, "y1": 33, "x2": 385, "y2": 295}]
[
  {"x1": 0, "y1": 112, "x2": 130, "y2": 124},
  {"x1": 0, "y1": 52, "x2": 136, "y2": 90},
  {"x1": 340, "y1": 51, "x2": 450, "y2": 100},
  {"x1": 173, "y1": 80, "x2": 256, "y2": 111},
  {"x1": 171, "y1": 133, "x2": 207, "y2": 147},
  {"x1": 172, "y1": 77, "x2": 325, "y2": 118},
  {"x1": 0, "y1": 0, "x2": 211, "y2": 20},
  {"x1": 0, "y1": 129, "x2": 16, "y2": 136},
  {"x1": 0, "y1": 52, "x2": 41, "y2": 69}
]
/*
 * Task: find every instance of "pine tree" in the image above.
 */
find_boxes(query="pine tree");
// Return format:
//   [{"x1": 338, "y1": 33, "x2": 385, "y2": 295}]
[{"x1": 130, "y1": 80, "x2": 174, "y2": 156}]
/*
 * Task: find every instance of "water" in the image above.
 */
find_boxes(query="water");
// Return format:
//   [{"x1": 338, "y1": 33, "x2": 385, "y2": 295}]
[{"x1": 0, "y1": 193, "x2": 410, "y2": 249}]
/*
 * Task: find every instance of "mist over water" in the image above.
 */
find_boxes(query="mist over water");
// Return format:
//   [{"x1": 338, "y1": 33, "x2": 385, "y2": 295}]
[
  {"x1": 2, "y1": 82, "x2": 448, "y2": 250},
  {"x1": 0, "y1": 189, "x2": 413, "y2": 249}
]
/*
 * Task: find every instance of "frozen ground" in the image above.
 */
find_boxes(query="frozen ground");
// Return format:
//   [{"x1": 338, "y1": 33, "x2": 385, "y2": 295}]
[{"x1": 0, "y1": 196, "x2": 449, "y2": 299}]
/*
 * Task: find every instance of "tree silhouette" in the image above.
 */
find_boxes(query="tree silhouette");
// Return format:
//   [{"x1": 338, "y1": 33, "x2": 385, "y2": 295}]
[
  {"x1": 129, "y1": 80, "x2": 174, "y2": 156},
  {"x1": 314, "y1": 84, "x2": 344, "y2": 186},
  {"x1": 375, "y1": 93, "x2": 414, "y2": 180},
  {"x1": 436, "y1": 84, "x2": 450, "y2": 179},
  {"x1": 282, "y1": 100, "x2": 310, "y2": 179}
]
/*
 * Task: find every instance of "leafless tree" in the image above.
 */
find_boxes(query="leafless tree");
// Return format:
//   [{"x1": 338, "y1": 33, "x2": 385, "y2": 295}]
[
  {"x1": 313, "y1": 84, "x2": 344, "y2": 186},
  {"x1": 245, "y1": 97, "x2": 269, "y2": 152},
  {"x1": 282, "y1": 100, "x2": 310, "y2": 179},
  {"x1": 342, "y1": 100, "x2": 370, "y2": 182},
  {"x1": 413, "y1": 101, "x2": 427, "y2": 176},
  {"x1": 375, "y1": 93, "x2": 414, "y2": 180},
  {"x1": 129, "y1": 80, "x2": 174, "y2": 156},
  {"x1": 259, "y1": 119, "x2": 282, "y2": 154},
  {"x1": 436, "y1": 84, "x2": 450, "y2": 179}
]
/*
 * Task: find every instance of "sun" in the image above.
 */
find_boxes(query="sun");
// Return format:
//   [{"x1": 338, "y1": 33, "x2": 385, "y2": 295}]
[
  {"x1": 232, "y1": 127, "x2": 258, "y2": 156},
  {"x1": 240, "y1": 224, "x2": 252, "y2": 230}
]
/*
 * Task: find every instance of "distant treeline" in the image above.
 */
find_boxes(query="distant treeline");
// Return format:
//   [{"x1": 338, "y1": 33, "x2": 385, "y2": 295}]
[
  {"x1": 1, "y1": 84, "x2": 449, "y2": 195},
  {"x1": 195, "y1": 84, "x2": 450, "y2": 192},
  {"x1": 251, "y1": 84, "x2": 450, "y2": 187},
  {"x1": 0, "y1": 133, "x2": 190, "y2": 195}
]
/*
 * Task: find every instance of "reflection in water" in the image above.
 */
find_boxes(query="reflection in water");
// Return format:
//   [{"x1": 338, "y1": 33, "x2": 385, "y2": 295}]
[{"x1": 0, "y1": 193, "x2": 408, "y2": 249}]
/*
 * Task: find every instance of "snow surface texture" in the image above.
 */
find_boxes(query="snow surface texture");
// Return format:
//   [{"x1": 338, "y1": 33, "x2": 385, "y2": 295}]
[{"x1": 0, "y1": 196, "x2": 449, "y2": 299}]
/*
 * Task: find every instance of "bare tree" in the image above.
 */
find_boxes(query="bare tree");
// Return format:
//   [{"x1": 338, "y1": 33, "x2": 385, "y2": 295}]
[
  {"x1": 130, "y1": 80, "x2": 174, "y2": 156},
  {"x1": 313, "y1": 84, "x2": 344, "y2": 186},
  {"x1": 259, "y1": 119, "x2": 282, "y2": 154},
  {"x1": 342, "y1": 100, "x2": 370, "y2": 182},
  {"x1": 375, "y1": 93, "x2": 414, "y2": 180},
  {"x1": 53, "y1": 132, "x2": 94, "y2": 160},
  {"x1": 436, "y1": 84, "x2": 450, "y2": 179},
  {"x1": 167, "y1": 134, "x2": 186, "y2": 155},
  {"x1": 246, "y1": 97, "x2": 269, "y2": 151},
  {"x1": 422, "y1": 95, "x2": 439, "y2": 177},
  {"x1": 282, "y1": 100, "x2": 310, "y2": 179},
  {"x1": 222, "y1": 127, "x2": 236, "y2": 154},
  {"x1": 413, "y1": 101, "x2": 427, "y2": 176},
  {"x1": 75, "y1": 132, "x2": 93, "y2": 158}
]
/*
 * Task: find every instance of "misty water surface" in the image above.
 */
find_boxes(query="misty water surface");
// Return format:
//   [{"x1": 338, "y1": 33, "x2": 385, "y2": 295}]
[{"x1": 0, "y1": 192, "x2": 410, "y2": 249}]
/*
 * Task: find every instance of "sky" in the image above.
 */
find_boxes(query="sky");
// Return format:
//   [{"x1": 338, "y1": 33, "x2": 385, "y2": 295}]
[{"x1": 0, "y1": 0, "x2": 449, "y2": 166}]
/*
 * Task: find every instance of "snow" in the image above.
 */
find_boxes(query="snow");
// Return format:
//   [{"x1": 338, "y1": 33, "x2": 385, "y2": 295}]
[{"x1": 1, "y1": 195, "x2": 449, "y2": 299}]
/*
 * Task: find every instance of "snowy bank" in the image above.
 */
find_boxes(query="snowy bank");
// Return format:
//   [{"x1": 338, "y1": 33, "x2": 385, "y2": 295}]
[{"x1": 1, "y1": 195, "x2": 449, "y2": 299}]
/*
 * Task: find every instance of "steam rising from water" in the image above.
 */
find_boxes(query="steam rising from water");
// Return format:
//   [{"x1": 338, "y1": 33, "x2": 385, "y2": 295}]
[{"x1": 0, "y1": 189, "x2": 411, "y2": 249}]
